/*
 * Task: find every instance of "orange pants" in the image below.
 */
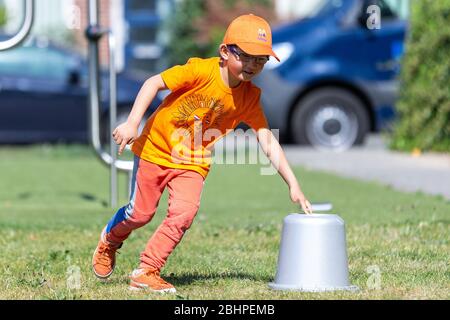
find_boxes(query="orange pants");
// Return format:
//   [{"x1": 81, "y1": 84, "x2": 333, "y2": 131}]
[{"x1": 103, "y1": 157, "x2": 204, "y2": 270}]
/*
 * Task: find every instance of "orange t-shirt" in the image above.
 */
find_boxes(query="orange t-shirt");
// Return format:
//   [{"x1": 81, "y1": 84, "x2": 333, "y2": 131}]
[{"x1": 131, "y1": 57, "x2": 268, "y2": 178}]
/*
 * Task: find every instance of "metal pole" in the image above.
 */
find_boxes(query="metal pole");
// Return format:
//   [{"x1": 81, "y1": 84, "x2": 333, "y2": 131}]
[
  {"x1": 87, "y1": 0, "x2": 100, "y2": 155},
  {"x1": 86, "y1": 0, "x2": 134, "y2": 207},
  {"x1": 86, "y1": 0, "x2": 133, "y2": 171},
  {"x1": 0, "y1": 0, "x2": 34, "y2": 51},
  {"x1": 128, "y1": 169, "x2": 133, "y2": 200},
  {"x1": 85, "y1": 0, "x2": 132, "y2": 170},
  {"x1": 109, "y1": 31, "x2": 118, "y2": 208}
]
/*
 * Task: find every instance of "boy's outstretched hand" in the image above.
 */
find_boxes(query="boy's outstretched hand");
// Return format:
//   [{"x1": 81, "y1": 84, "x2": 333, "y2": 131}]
[
  {"x1": 112, "y1": 122, "x2": 139, "y2": 155},
  {"x1": 290, "y1": 184, "x2": 313, "y2": 214}
]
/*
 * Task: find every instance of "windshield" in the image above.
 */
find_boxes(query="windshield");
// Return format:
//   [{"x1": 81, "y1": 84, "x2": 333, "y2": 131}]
[
  {"x1": 285, "y1": 0, "x2": 407, "y2": 21},
  {"x1": 297, "y1": 0, "x2": 345, "y2": 19}
]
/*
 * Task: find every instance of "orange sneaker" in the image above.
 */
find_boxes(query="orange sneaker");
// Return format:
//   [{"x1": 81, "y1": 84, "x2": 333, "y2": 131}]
[
  {"x1": 129, "y1": 268, "x2": 176, "y2": 293},
  {"x1": 92, "y1": 237, "x2": 121, "y2": 280}
]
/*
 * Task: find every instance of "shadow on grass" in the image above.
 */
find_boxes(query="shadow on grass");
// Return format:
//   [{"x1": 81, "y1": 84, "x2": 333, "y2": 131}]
[
  {"x1": 17, "y1": 192, "x2": 32, "y2": 200},
  {"x1": 93, "y1": 271, "x2": 271, "y2": 287},
  {"x1": 79, "y1": 193, "x2": 108, "y2": 207},
  {"x1": 167, "y1": 271, "x2": 272, "y2": 285},
  {"x1": 94, "y1": 272, "x2": 271, "y2": 288}
]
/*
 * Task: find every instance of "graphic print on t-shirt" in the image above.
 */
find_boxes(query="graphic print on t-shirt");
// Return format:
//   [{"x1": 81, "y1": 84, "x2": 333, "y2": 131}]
[{"x1": 172, "y1": 94, "x2": 228, "y2": 142}]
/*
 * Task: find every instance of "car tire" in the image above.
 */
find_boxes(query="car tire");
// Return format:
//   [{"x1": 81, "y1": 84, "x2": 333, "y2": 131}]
[{"x1": 291, "y1": 88, "x2": 370, "y2": 151}]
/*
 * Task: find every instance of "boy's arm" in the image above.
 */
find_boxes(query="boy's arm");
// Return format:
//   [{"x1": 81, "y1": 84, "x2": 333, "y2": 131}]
[
  {"x1": 255, "y1": 128, "x2": 313, "y2": 214},
  {"x1": 113, "y1": 74, "x2": 167, "y2": 154}
]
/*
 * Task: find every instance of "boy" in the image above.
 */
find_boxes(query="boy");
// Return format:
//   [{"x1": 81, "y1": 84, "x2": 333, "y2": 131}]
[{"x1": 92, "y1": 14, "x2": 312, "y2": 293}]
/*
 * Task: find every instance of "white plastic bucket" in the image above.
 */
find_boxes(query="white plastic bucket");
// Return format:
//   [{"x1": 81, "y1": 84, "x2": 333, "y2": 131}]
[{"x1": 268, "y1": 213, "x2": 358, "y2": 292}]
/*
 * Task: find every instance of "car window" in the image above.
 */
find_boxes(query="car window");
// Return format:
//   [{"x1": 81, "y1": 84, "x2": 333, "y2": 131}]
[
  {"x1": 384, "y1": 0, "x2": 410, "y2": 19},
  {"x1": 310, "y1": 0, "x2": 345, "y2": 18},
  {"x1": 363, "y1": 0, "x2": 401, "y2": 21},
  {"x1": 0, "y1": 46, "x2": 71, "y2": 81}
]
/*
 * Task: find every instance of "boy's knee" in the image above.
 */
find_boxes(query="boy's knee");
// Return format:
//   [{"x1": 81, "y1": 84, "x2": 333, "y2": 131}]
[
  {"x1": 167, "y1": 199, "x2": 199, "y2": 231},
  {"x1": 127, "y1": 208, "x2": 154, "y2": 228}
]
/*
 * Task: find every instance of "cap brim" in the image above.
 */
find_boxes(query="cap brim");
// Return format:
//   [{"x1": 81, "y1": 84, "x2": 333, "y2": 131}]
[{"x1": 235, "y1": 42, "x2": 280, "y2": 62}]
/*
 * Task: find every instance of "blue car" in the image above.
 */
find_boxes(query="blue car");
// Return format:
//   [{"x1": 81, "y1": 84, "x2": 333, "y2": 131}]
[
  {"x1": 0, "y1": 37, "x2": 159, "y2": 143},
  {"x1": 254, "y1": 0, "x2": 407, "y2": 150}
]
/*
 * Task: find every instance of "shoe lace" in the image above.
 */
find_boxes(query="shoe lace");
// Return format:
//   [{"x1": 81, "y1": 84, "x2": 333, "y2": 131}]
[
  {"x1": 145, "y1": 268, "x2": 170, "y2": 286},
  {"x1": 96, "y1": 245, "x2": 120, "y2": 266}
]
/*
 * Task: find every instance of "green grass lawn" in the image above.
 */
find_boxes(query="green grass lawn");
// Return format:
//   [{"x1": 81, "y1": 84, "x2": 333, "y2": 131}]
[{"x1": 0, "y1": 144, "x2": 448, "y2": 300}]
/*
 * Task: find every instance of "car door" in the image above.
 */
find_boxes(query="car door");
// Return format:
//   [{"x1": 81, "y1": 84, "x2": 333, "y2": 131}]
[
  {"x1": 358, "y1": 0, "x2": 407, "y2": 80},
  {"x1": 333, "y1": 0, "x2": 407, "y2": 81},
  {"x1": 0, "y1": 45, "x2": 87, "y2": 143}
]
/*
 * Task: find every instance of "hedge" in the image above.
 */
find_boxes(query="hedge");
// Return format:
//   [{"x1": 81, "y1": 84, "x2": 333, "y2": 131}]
[{"x1": 390, "y1": 0, "x2": 450, "y2": 152}]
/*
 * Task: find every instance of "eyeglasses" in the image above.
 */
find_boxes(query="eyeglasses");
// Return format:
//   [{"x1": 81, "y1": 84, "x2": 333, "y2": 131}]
[{"x1": 227, "y1": 45, "x2": 269, "y2": 65}]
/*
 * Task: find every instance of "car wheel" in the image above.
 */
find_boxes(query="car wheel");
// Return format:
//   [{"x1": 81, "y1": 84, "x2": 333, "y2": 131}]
[{"x1": 291, "y1": 88, "x2": 370, "y2": 151}]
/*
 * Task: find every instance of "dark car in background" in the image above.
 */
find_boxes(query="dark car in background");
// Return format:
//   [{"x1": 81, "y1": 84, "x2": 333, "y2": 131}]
[
  {"x1": 255, "y1": 0, "x2": 407, "y2": 150},
  {"x1": 0, "y1": 37, "x2": 159, "y2": 144}
]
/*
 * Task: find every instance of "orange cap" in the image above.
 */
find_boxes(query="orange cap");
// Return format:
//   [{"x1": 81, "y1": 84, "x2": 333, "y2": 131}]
[{"x1": 223, "y1": 14, "x2": 280, "y2": 62}]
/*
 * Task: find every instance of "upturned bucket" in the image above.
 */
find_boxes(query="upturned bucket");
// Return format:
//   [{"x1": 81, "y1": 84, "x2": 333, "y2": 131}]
[{"x1": 268, "y1": 213, "x2": 358, "y2": 292}]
